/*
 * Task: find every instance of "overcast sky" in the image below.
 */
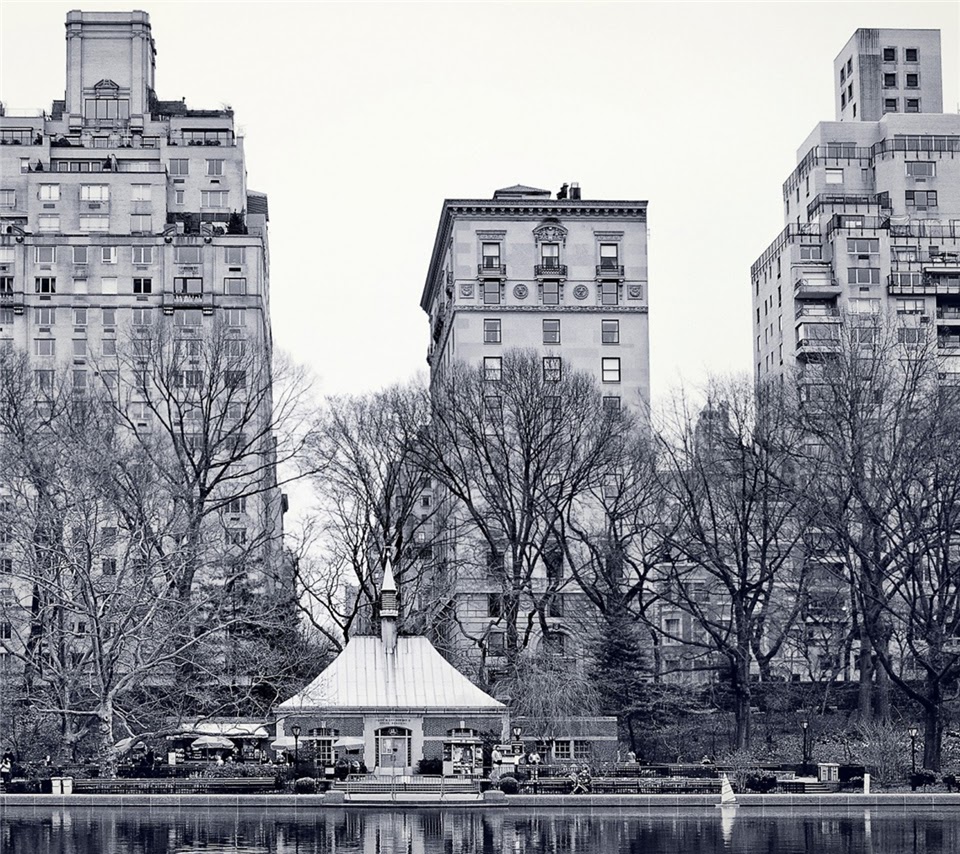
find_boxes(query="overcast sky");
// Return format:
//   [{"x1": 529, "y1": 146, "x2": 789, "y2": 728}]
[{"x1": 2, "y1": 0, "x2": 958, "y2": 403}]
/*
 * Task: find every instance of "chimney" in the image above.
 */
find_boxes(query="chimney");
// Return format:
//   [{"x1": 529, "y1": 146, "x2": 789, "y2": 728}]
[
  {"x1": 557, "y1": 183, "x2": 568, "y2": 200},
  {"x1": 380, "y1": 557, "x2": 398, "y2": 654},
  {"x1": 570, "y1": 182, "x2": 581, "y2": 200}
]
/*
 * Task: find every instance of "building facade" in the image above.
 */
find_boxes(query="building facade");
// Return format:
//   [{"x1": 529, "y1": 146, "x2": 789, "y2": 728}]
[
  {"x1": 0, "y1": 12, "x2": 285, "y2": 674},
  {"x1": 752, "y1": 28, "x2": 960, "y2": 383}
]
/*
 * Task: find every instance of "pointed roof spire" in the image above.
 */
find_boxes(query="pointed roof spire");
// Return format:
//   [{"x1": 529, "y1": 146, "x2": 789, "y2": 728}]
[{"x1": 382, "y1": 556, "x2": 397, "y2": 594}]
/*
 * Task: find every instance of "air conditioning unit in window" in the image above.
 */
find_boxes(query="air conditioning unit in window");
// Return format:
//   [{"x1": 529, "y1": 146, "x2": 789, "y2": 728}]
[{"x1": 920, "y1": 315, "x2": 930, "y2": 323}]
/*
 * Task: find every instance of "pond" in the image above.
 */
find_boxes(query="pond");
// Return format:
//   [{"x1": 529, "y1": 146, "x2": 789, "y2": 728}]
[{"x1": 1, "y1": 805, "x2": 958, "y2": 853}]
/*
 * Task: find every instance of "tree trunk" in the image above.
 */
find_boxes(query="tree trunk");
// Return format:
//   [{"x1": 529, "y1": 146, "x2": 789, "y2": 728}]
[
  {"x1": 731, "y1": 657, "x2": 752, "y2": 750},
  {"x1": 95, "y1": 698, "x2": 117, "y2": 779},
  {"x1": 856, "y1": 632, "x2": 874, "y2": 723},
  {"x1": 922, "y1": 682, "x2": 943, "y2": 772}
]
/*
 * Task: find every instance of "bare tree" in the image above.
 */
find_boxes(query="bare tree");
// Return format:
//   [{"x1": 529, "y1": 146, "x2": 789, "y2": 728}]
[{"x1": 655, "y1": 376, "x2": 811, "y2": 750}]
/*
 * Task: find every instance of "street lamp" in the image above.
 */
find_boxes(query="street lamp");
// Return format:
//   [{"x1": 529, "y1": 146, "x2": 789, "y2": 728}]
[
  {"x1": 800, "y1": 719, "x2": 810, "y2": 769},
  {"x1": 291, "y1": 724, "x2": 301, "y2": 771},
  {"x1": 909, "y1": 726, "x2": 919, "y2": 774}
]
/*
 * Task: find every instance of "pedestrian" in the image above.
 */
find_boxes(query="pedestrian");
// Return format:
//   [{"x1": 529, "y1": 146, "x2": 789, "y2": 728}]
[
  {"x1": 1, "y1": 754, "x2": 12, "y2": 786},
  {"x1": 492, "y1": 747, "x2": 503, "y2": 767}
]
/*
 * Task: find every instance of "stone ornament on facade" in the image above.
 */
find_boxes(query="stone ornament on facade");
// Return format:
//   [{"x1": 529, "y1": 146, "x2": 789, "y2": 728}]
[
  {"x1": 460, "y1": 283, "x2": 474, "y2": 298},
  {"x1": 573, "y1": 285, "x2": 589, "y2": 300},
  {"x1": 628, "y1": 285, "x2": 643, "y2": 300},
  {"x1": 532, "y1": 220, "x2": 568, "y2": 246},
  {"x1": 513, "y1": 284, "x2": 528, "y2": 300}
]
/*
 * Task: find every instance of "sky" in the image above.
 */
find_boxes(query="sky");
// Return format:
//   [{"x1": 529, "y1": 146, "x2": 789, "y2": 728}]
[{"x1": 1, "y1": 0, "x2": 958, "y2": 405}]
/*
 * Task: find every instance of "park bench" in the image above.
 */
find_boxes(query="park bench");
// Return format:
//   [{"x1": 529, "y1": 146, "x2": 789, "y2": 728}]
[
  {"x1": 337, "y1": 776, "x2": 479, "y2": 795},
  {"x1": 71, "y1": 776, "x2": 277, "y2": 795}
]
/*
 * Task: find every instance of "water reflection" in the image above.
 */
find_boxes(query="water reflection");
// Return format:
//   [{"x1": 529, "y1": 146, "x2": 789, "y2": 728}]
[{"x1": 1, "y1": 806, "x2": 959, "y2": 853}]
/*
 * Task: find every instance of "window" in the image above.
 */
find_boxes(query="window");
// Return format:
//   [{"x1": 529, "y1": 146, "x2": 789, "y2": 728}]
[
  {"x1": 73, "y1": 246, "x2": 88, "y2": 264},
  {"x1": 847, "y1": 268, "x2": 880, "y2": 285},
  {"x1": 177, "y1": 338, "x2": 202, "y2": 358},
  {"x1": 38, "y1": 215, "x2": 60, "y2": 232},
  {"x1": 487, "y1": 631, "x2": 505, "y2": 656},
  {"x1": 35, "y1": 369, "x2": 54, "y2": 391},
  {"x1": 174, "y1": 190, "x2": 185, "y2": 205},
  {"x1": 74, "y1": 308, "x2": 87, "y2": 326},
  {"x1": 224, "y1": 338, "x2": 246, "y2": 358},
  {"x1": 883, "y1": 73, "x2": 897, "y2": 89},
  {"x1": 481, "y1": 242, "x2": 501, "y2": 270},
  {"x1": 34, "y1": 339, "x2": 55, "y2": 357},
  {"x1": 225, "y1": 247, "x2": 245, "y2": 265},
  {"x1": 825, "y1": 168, "x2": 844, "y2": 184},
  {"x1": 84, "y1": 97, "x2": 129, "y2": 121},
  {"x1": 224, "y1": 370, "x2": 246, "y2": 389},
  {"x1": 101, "y1": 277, "x2": 118, "y2": 295},
  {"x1": 536, "y1": 281, "x2": 560, "y2": 308},
  {"x1": 573, "y1": 741, "x2": 590, "y2": 761},
  {"x1": 34, "y1": 277, "x2": 56, "y2": 294},
  {"x1": 601, "y1": 319, "x2": 620, "y2": 344},
  {"x1": 0, "y1": 189, "x2": 13, "y2": 209},
  {"x1": 898, "y1": 327, "x2": 925, "y2": 345},
  {"x1": 175, "y1": 277, "x2": 203, "y2": 295},
  {"x1": 225, "y1": 497, "x2": 247, "y2": 515},
  {"x1": 201, "y1": 190, "x2": 228, "y2": 208},
  {"x1": 132, "y1": 246, "x2": 153, "y2": 264},
  {"x1": 896, "y1": 298, "x2": 925, "y2": 314},
  {"x1": 848, "y1": 238, "x2": 879, "y2": 255},
  {"x1": 224, "y1": 277, "x2": 246, "y2": 295},
  {"x1": 487, "y1": 593, "x2": 502, "y2": 618},
  {"x1": 175, "y1": 310, "x2": 202, "y2": 327},
  {"x1": 79, "y1": 215, "x2": 109, "y2": 231},
  {"x1": 484, "y1": 318, "x2": 502, "y2": 344},
  {"x1": 554, "y1": 741, "x2": 572, "y2": 760},
  {"x1": 101, "y1": 246, "x2": 117, "y2": 264},
  {"x1": 848, "y1": 298, "x2": 880, "y2": 314},
  {"x1": 905, "y1": 48, "x2": 919, "y2": 62},
  {"x1": 0, "y1": 277, "x2": 11, "y2": 294},
  {"x1": 884, "y1": 99, "x2": 899, "y2": 113},
  {"x1": 544, "y1": 631, "x2": 566, "y2": 656},
  {"x1": 544, "y1": 395, "x2": 561, "y2": 422},
  {"x1": 906, "y1": 161, "x2": 935, "y2": 178},
  {"x1": 128, "y1": 184, "x2": 151, "y2": 202},
  {"x1": 39, "y1": 184, "x2": 60, "y2": 201},
  {"x1": 35, "y1": 246, "x2": 56, "y2": 264},
  {"x1": 0, "y1": 558, "x2": 11, "y2": 575},
  {"x1": 799, "y1": 245, "x2": 822, "y2": 260},
  {"x1": 542, "y1": 319, "x2": 560, "y2": 344},
  {"x1": 224, "y1": 308, "x2": 245, "y2": 327},
  {"x1": 132, "y1": 308, "x2": 152, "y2": 326},
  {"x1": 80, "y1": 185, "x2": 109, "y2": 201},
  {"x1": 175, "y1": 245, "x2": 201, "y2": 264},
  {"x1": 130, "y1": 214, "x2": 152, "y2": 233},
  {"x1": 72, "y1": 339, "x2": 86, "y2": 357},
  {"x1": 905, "y1": 98, "x2": 920, "y2": 113},
  {"x1": 484, "y1": 395, "x2": 503, "y2": 424},
  {"x1": 169, "y1": 159, "x2": 189, "y2": 176},
  {"x1": 205, "y1": 159, "x2": 225, "y2": 176},
  {"x1": 102, "y1": 558, "x2": 117, "y2": 576},
  {"x1": 102, "y1": 308, "x2": 117, "y2": 326},
  {"x1": 599, "y1": 243, "x2": 619, "y2": 269},
  {"x1": 602, "y1": 357, "x2": 621, "y2": 383},
  {"x1": 602, "y1": 396, "x2": 621, "y2": 413},
  {"x1": 484, "y1": 356, "x2": 502, "y2": 381},
  {"x1": 543, "y1": 356, "x2": 561, "y2": 382},
  {"x1": 540, "y1": 243, "x2": 560, "y2": 269},
  {"x1": 905, "y1": 73, "x2": 919, "y2": 89},
  {"x1": 601, "y1": 281, "x2": 619, "y2": 305},
  {"x1": 226, "y1": 528, "x2": 247, "y2": 546},
  {"x1": 482, "y1": 281, "x2": 500, "y2": 305},
  {"x1": 544, "y1": 549, "x2": 563, "y2": 582},
  {"x1": 74, "y1": 277, "x2": 88, "y2": 295},
  {"x1": 883, "y1": 47, "x2": 896, "y2": 62},
  {"x1": 906, "y1": 190, "x2": 937, "y2": 208}
]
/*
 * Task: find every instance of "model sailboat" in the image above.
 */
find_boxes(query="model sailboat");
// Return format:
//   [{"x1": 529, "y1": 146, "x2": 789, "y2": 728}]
[{"x1": 717, "y1": 772, "x2": 738, "y2": 808}]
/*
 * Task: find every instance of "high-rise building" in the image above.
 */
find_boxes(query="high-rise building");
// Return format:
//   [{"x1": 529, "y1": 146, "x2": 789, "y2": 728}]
[
  {"x1": 422, "y1": 183, "x2": 650, "y2": 413},
  {"x1": 417, "y1": 183, "x2": 649, "y2": 676},
  {"x1": 0, "y1": 13, "x2": 285, "y2": 650},
  {"x1": 751, "y1": 28, "x2": 960, "y2": 382}
]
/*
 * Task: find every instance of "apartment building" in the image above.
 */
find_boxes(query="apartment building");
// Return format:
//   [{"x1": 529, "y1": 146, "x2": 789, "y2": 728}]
[
  {"x1": 751, "y1": 28, "x2": 960, "y2": 382},
  {"x1": 0, "y1": 12, "x2": 285, "y2": 659},
  {"x1": 417, "y1": 184, "x2": 649, "y2": 677}
]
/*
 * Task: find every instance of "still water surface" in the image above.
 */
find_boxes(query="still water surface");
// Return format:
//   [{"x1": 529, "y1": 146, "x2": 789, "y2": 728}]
[{"x1": 1, "y1": 806, "x2": 958, "y2": 853}]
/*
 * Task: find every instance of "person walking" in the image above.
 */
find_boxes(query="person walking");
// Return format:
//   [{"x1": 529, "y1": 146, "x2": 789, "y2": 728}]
[{"x1": 0, "y1": 754, "x2": 12, "y2": 787}]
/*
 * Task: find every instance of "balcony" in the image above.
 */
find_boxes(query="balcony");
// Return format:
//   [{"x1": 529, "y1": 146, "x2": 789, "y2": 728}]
[
  {"x1": 477, "y1": 262, "x2": 506, "y2": 279},
  {"x1": 595, "y1": 263, "x2": 624, "y2": 280},
  {"x1": 535, "y1": 263, "x2": 567, "y2": 279},
  {"x1": 795, "y1": 304, "x2": 840, "y2": 321},
  {"x1": 797, "y1": 337, "x2": 841, "y2": 357},
  {"x1": 0, "y1": 291, "x2": 25, "y2": 313},
  {"x1": 938, "y1": 336, "x2": 960, "y2": 351},
  {"x1": 937, "y1": 307, "x2": 960, "y2": 324},
  {"x1": 793, "y1": 264, "x2": 841, "y2": 299}
]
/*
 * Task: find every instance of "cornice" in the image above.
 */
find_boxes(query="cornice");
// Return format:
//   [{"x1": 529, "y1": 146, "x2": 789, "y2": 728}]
[{"x1": 451, "y1": 304, "x2": 649, "y2": 314}]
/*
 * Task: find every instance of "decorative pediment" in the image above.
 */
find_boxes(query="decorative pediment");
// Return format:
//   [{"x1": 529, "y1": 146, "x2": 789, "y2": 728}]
[
  {"x1": 93, "y1": 79, "x2": 120, "y2": 92},
  {"x1": 533, "y1": 219, "x2": 567, "y2": 246}
]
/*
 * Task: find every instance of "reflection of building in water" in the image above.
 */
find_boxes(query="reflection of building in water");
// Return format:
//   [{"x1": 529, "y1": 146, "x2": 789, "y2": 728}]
[{"x1": 277, "y1": 561, "x2": 506, "y2": 775}]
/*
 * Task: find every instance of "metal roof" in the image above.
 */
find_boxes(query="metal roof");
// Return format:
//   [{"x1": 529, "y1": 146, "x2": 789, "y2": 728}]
[{"x1": 278, "y1": 636, "x2": 504, "y2": 712}]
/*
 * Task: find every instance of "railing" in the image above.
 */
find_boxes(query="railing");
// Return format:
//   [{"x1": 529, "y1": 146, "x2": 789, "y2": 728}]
[
  {"x1": 890, "y1": 222, "x2": 960, "y2": 240},
  {"x1": 477, "y1": 263, "x2": 506, "y2": 277},
  {"x1": 937, "y1": 308, "x2": 960, "y2": 320},
  {"x1": 795, "y1": 305, "x2": 840, "y2": 319},
  {"x1": 824, "y1": 214, "x2": 890, "y2": 240},
  {"x1": 797, "y1": 337, "x2": 841, "y2": 352},
  {"x1": 939, "y1": 338, "x2": 960, "y2": 350},
  {"x1": 596, "y1": 264, "x2": 624, "y2": 277},
  {"x1": 535, "y1": 263, "x2": 567, "y2": 277},
  {"x1": 750, "y1": 223, "x2": 820, "y2": 278},
  {"x1": 806, "y1": 193, "x2": 889, "y2": 220}
]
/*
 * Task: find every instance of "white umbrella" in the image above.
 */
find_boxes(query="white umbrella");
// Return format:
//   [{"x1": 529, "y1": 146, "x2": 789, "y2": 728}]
[
  {"x1": 191, "y1": 735, "x2": 235, "y2": 750},
  {"x1": 333, "y1": 737, "x2": 364, "y2": 751},
  {"x1": 114, "y1": 737, "x2": 146, "y2": 754},
  {"x1": 270, "y1": 736, "x2": 297, "y2": 750}
]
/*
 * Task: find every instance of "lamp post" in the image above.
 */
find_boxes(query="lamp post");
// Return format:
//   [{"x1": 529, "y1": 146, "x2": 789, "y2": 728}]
[
  {"x1": 291, "y1": 724, "x2": 301, "y2": 772},
  {"x1": 800, "y1": 719, "x2": 809, "y2": 770},
  {"x1": 909, "y1": 726, "x2": 918, "y2": 774}
]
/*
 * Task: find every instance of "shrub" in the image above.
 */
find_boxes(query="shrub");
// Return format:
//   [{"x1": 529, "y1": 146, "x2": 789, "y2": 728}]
[
  {"x1": 909, "y1": 770, "x2": 937, "y2": 790},
  {"x1": 744, "y1": 773, "x2": 778, "y2": 793},
  {"x1": 417, "y1": 758, "x2": 443, "y2": 775},
  {"x1": 498, "y1": 775, "x2": 519, "y2": 795},
  {"x1": 294, "y1": 777, "x2": 318, "y2": 794}
]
